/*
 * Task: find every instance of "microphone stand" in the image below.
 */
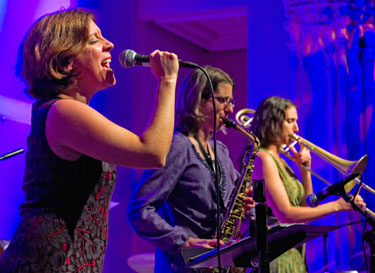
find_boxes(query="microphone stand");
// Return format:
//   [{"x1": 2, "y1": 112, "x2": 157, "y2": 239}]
[
  {"x1": 322, "y1": 219, "x2": 365, "y2": 272},
  {"x1": 323, "y1": 233, "x2": 328, "y2": 272},
  {"x1": 364, "y1": 229, "x2": 375, "y2": 273},
  {"x1": 339, "y1": 189, "x2": 375, "y2": 273},
  {"x1": 253, "y1": 179, "x2": 270, "y2": 273},
  {"x1": 0, "y1": 148, "x2": 24, "y2": 161}
]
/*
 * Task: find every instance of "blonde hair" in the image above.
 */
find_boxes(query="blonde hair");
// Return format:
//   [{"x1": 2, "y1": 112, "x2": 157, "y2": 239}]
[{"x1": 18, "y1": 8, "x2": 94, "y2": 99}]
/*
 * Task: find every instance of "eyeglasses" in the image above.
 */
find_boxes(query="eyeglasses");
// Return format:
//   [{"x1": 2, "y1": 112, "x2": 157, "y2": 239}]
[{"x1": 214, "y1": 96, "x2": 235, "y2": 108}]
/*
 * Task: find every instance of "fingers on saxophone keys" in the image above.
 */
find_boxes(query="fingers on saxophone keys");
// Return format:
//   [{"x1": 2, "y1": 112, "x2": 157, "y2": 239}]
[{"x1": 244, "y1": 196, "x2": 255, "y2": 209}]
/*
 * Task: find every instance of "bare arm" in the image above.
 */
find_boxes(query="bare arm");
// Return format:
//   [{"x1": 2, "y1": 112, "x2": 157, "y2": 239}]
[
  {"x1": 290, "y1": 144, "x2": 313, "y2": 203},
  {"x1": 46, "y1": 50, "x2": 179, "y2": 168},
  {"x1": 255, "y1": 151, "x2": 366, "y2": 223}
]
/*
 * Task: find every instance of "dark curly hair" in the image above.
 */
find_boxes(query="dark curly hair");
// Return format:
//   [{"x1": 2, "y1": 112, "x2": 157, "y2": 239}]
[
  {"x1": 17, "y1": 8, "x2": 94, "y2": 100},
  {"x1": 175, "y1": 66, "x2": 234, "y2": 135},
  {"x1": 250, "y1": 96, "x2": 296, "y2": 147}
]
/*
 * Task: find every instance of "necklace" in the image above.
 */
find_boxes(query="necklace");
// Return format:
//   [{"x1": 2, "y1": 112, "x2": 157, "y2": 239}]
[
  {"x1": 193, "y1": 135, "x2": 226, "y2": 205},
  {"x1": 193, "y1": 135, "x2": 214, "y2": 171},
  {"x1": 205, "y1": 144, "x2": 211, "y2": 159}
]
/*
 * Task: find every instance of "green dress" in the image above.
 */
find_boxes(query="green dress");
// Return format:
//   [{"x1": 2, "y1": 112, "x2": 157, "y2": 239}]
[{"x1": 262, "y1": 149, "x2": 308, "y2": 273}]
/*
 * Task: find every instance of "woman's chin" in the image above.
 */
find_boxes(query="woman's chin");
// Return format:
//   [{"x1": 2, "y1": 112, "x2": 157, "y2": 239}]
[{"x1": 105, "y1": 71, "x2": 116, "y2": 86}]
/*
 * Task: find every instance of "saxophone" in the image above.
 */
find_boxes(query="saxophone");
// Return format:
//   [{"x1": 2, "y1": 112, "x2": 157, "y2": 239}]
[
  {"x1": 220, "y1": 117, "x2": 261, "y2": 242},
  {"x1": 200, "y1": 118, "x2": 260, "y2": 273},
  {"x1": 195, "y1": 114, "x2": 260, "y2": 273}
]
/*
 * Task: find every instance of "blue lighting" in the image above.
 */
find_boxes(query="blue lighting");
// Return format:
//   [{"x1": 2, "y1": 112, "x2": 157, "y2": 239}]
[{"x1": 0, "y1": 0, "x2": 6, "y2": 31}]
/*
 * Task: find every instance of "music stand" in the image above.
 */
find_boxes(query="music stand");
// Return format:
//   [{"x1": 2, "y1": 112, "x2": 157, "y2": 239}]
[{"x1": 182, "y1": 224, "x2": 338, "y2": 269}]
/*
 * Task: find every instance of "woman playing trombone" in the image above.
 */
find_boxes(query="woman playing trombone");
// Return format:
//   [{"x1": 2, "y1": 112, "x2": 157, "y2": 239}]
[{"x1": 250, "y1": 96, "x2": 366, "y2": 273}]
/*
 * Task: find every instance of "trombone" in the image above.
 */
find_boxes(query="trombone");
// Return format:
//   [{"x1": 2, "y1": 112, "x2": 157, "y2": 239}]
[
  {"x1": 234, "y1": 108, "x2": 375, "y2": 218},
  {"x1": 282, "y1": 134, "x2": 372, "y2": 193}
]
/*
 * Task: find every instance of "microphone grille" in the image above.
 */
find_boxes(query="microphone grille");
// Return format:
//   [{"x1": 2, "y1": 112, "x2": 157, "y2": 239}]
[
  {"x1": 119, "y1": 49, "x2": 136, "y2": 68},
  {"x1": 306, "y1": 194, "x2": 318, "y2": 208}
]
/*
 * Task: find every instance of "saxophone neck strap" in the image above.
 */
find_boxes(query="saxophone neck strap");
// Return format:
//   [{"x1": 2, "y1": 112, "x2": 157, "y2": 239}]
[{"x1": 194, "y1": 134, "x2": 215, "y2": 172}]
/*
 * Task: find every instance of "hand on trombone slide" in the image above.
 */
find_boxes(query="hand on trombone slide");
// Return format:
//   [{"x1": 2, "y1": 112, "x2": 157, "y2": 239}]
[{"x1": 286, "y1": 140, "x2": 311, "y2": 168}]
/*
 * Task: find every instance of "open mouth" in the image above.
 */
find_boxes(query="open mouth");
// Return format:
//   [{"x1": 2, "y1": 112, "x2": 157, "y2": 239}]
[{"x1": 101, "y1": 58, "x2": 112, "y2": 69}]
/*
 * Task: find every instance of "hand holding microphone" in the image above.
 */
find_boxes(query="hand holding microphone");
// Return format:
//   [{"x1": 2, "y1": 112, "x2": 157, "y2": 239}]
[
  {"x1": 119, "y1": 49, "x2": 199, "y2": 69},
  {"x1": 119, "y1": 49, "x2": 202, "y2": 84},
  {"x1": 119, "y1": 49, "x2": 180, "y2": 83},
  {"x1": 149, "y1": 50, "x2": 179, "y2": 82}
]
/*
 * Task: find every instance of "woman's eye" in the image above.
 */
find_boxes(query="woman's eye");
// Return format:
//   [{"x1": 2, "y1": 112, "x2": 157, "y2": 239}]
[{"x1": 89, "y1": 40, "x2": 99, "y2": 44}]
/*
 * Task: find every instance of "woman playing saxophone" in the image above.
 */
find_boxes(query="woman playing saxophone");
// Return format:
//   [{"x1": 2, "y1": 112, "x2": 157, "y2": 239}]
[{"x1": 127, "y1": 66, "x2": 255, "y2": 273}]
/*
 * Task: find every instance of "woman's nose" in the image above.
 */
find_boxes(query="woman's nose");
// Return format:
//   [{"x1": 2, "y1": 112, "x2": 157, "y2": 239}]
[
  {"x1": 294, "y1": 122, "x2": 299, "y2": 132},
  {"x1": 104, "y1": 38, "x2": 114, "y2": 51},
  {"x1": 224, "y1": 104, "x2": 234, "y2": 113}
]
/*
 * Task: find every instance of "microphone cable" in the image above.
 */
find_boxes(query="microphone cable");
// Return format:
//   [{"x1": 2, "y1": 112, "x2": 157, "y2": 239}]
[
  {"x1": 119, "y1": 51, "x2": 224, "y2": 271},
  {"x1": 196, "y1": 66, "x2": 223, "y2": 272}
]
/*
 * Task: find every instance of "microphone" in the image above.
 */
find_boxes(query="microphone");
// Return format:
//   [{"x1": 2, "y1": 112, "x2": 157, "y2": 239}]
[
  {"x1": 119, "y1": 49, "x2": 199, "y2": 69},
  {"x1": 306, "y1": 172, "x2": 361, "y2": 207}
]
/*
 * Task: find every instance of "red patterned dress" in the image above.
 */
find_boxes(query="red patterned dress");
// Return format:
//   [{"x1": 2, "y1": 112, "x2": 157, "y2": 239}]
[{"x1": 0, "y1": 99, "x2": 117, "y2": 273}]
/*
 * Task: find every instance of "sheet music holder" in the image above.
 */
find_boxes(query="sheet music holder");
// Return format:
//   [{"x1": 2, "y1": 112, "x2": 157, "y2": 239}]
[{"x1": 182, "y1": 224, "x2": 338, "y2": 268}]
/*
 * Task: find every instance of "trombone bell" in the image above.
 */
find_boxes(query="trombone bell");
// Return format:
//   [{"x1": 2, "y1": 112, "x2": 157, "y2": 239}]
[{"x1": 288, "y1": 134, "x2": 368, "y2": 177}]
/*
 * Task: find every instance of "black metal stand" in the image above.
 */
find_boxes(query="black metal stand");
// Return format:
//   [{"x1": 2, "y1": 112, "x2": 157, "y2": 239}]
[
  {"x1": 0, "y1": 148, "x2": 24, "y2": 160},
  {"x1": 363, "y1": 228, "x2": 375, "y2": 273},
  {"x1": 322, "y1": 219, "x2": 365, "y2": 272},
  {"x1": 323, "y1": 233, "x2": 328, "y2": 272},
  {"x1": 339, "y1": 189, "x2": 375, "y2": 273},
  {"x1": 182, "y1": 224, "x2": 338, "y2": 269},
  {"x1": 253, "y1": 179, "x2": 269, "y2": 273}
]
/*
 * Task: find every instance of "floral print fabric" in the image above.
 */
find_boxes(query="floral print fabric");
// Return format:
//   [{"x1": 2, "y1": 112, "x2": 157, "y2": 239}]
[{"x1": 0, "y1": 99, "x2": 117, "y2": 272}]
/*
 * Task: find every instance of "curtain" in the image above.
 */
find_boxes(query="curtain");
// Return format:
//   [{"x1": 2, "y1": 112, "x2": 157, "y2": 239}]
[{"x1": 283, "y1": 0, "x2": 375, "y2": 271}]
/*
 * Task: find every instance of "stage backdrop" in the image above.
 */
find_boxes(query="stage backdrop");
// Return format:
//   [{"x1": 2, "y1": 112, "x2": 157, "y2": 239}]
[{"x1": 249, "y1": 1, "x2": 375, "y2": 272}]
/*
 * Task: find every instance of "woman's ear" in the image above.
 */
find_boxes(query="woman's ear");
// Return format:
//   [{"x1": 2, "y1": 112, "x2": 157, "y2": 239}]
[{"x1": 63, "y1": 59, "x2": 73, "y2": 73}]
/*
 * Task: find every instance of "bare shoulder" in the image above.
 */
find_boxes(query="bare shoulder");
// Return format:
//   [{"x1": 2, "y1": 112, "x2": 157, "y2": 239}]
[
  {"x1": 255, "y1": 151, "x2": 279, "y2": 178},
  {"x1": 45, "y1": 98, "x2": 171, "y2": 167},
  {"x1": 48, "y1": 99, "x2": 101, "y2": 122},
  {"x1": 47, "y1": 99, "x2": 113, "y2": 136},
  {"x1": 256, "y1": 150, "x2": 275, "y2": 164},
  {"x1": 45, "y1": 99, "x2": 115, "y2": 160},
  {"x1": 253, "y1": 151, "x2": 276, "y2": 180}
]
